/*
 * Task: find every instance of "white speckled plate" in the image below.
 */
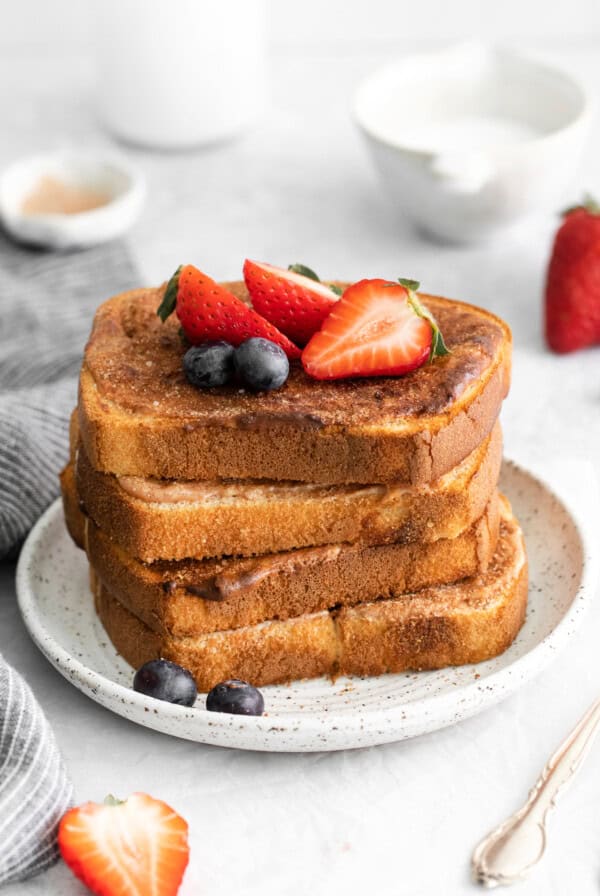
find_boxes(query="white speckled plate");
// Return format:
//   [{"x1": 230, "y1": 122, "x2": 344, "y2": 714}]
[{"x1": 16, "y1": 459, "x2": 599, "y2": 752}]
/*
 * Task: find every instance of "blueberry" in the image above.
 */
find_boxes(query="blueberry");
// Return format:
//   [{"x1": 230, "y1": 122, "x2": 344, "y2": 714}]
[
  {"x1": 183, "y1": 341, "x2": 235, "y2": 388},
  {"x1": 206, "y1": 679, "x2": 265, "y2": 716},
  {"x1": 234, "y1": 338, "x2": 289, "y2": 391},
  {"x1": 133, "y1": 659, "x2": 197, "y2": 706}
]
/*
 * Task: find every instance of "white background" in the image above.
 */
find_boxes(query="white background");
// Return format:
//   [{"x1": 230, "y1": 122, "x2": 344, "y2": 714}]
[
  {"x1": 1, "y1": 0, "x2": 600, "y2": 49},
  {"x1": 2, "y1": 2, "x2": 600, "y2": 895}
]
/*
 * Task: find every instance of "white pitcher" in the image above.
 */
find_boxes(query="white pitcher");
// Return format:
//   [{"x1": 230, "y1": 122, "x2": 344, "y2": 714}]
[{"x1": 94, "y1": 0, "x2": 267, "y2": 148}]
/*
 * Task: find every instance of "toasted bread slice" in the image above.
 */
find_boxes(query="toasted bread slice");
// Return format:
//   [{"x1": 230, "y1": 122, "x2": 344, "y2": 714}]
[
  {"x1": 61, "y1": 465, "x2": 500, "y2": 637},
  {"x1": 91, "y1": 498, "x2": 527, "y2": 690},
  {"x1": 73, "y1": 422, "x2": 501, "y2": 562},
  {"x1": 78, "y1": 283, "x2": 511, "y2": 485}
]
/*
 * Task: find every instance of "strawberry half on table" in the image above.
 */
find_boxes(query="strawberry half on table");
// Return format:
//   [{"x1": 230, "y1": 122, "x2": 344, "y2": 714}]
[
  {"x1": 302, "y1": 278, "x2": 449, "y2": 380},
  {"x1": 243, "y1": 260, "x2": 341, "y2": 346},
  {"x1": 58, "y1": 792, "x2": 189, "y2": 896},
  {"x1": 545, "y1": 197, "x2": 600, "y2": 353},
  {"x1": 157, "y1": 264, "x2": 301, "y2": 359}
]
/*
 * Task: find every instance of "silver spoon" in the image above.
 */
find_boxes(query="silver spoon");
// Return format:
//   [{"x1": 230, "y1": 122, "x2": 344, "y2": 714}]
[{"x1": 472, "y1": 696, "x2": 600, "y2": 888}]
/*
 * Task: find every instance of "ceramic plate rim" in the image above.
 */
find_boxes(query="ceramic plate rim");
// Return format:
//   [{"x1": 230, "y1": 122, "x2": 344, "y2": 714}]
[{"x1": 15, "y1": 459, "x2": 599, "y2": 747}]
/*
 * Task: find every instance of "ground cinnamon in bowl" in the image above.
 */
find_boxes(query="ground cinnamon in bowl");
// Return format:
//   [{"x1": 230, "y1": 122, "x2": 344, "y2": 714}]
[{"x1": 21, "y1": 175, "x2": 110, "y2": 216}]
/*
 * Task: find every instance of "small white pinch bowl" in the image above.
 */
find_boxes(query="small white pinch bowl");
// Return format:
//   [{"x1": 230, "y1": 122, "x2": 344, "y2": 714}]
[
  {"x1": 0, "y1": 151, "x2": 145, "y2": 249},
  {"x1": 354, "y1": 42, "x2": 593, "y2": 242}
]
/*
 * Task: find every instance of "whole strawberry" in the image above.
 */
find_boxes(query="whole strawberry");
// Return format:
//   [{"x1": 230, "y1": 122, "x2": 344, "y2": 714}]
[{"x1": 545, "y1": 197, "x2": 600, "y2": 353}]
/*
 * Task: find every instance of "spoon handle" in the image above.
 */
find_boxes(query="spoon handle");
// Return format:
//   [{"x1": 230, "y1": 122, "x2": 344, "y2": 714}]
[{"x1": 472, "y1": 696, "x2": 600, "y2": 888}]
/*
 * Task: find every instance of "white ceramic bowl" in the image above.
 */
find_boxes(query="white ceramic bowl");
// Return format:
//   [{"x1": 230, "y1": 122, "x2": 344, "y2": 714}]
[
  {"x1": 0, "y1": 151, "x2": 145, "y2": 249},
  {"x1": 354, "y1": 42, "x2": 593, "y2": 242}
]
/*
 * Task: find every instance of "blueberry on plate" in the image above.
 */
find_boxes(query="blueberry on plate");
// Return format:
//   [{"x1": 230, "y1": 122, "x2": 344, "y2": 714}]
[
  {"x1": 183, "y1": 341, "x2": 235, "y2": 388},
  {"x1": 206, "y1": 679, "x2": 265, "y2": 716},
  {"x1": 133, "y1": 659, "x2": 197, "y2": 706},
  {"x1": 234, "y1": 337, "x2": 289, "y2": 391}
]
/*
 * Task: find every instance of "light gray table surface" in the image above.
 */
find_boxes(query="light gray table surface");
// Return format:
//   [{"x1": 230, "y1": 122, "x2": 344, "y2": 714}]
[{"x1": 1, "y1": 45, "x2": 600, "y2": 896}]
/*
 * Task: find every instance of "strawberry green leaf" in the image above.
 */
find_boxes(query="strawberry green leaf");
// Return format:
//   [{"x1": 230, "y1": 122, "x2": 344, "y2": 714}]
[
  {"x1": 397, "y1": 277, "x2": 420, "y2": 291},
  {"x1": 288, "y1": 263, "x2": 342, "y2": 297},
  {"x1": 104, "y1": 794, "x2": 124, "y2": 807},
  {"x1": 429, "y1": 325, "x2": 451, "y2": 359},
  {"x1": 288, "y1": 263, "x2": 320, "y2": 282},
  {"x1": 562, "y1": 194, "x2": 600, "y2": 217},
  {"x1": 407, "y1": 291, "x2": 451, "y2": 361},
  {"x1": 157, "y1": 265, "x2": 182, "y2": 322}
]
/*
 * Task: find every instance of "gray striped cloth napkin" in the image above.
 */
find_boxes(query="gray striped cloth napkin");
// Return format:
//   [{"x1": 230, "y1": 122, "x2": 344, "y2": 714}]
[
  {"x1": 0, "y1": 661, "x2": 72, "y2": 885},
  {"x1": 0, "y1": 231, "x2": 138, "y2": 557},
  {"x1": 0, "y1": 232, "x2": 138, "y2": 882}
]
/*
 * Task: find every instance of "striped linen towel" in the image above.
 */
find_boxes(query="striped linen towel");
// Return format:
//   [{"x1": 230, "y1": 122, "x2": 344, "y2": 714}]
[
  {"x1": 0, "y1": 660, "x2": 72, "y2": 884},
  {"x1": 0, "y1": 231, "x2": 138, "y2": 558},
  {"x1": 0, "y1": 232, "x2": 137, "y2": 882}
]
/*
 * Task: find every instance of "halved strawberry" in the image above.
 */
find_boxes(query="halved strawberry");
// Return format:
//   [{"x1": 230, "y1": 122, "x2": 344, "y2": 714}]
[
  {"x1": 157, "y1": 264, "x2": 301, "y2": 359},
  {"x1": 58, "y1": 793, "x2": 189, "y2": 896},
  {"x1": 243, "y1": 259, "x2": 340, "y2": 346},
  {"x1": 301, "y1": 278, "x2": 449, "y2": 380}
]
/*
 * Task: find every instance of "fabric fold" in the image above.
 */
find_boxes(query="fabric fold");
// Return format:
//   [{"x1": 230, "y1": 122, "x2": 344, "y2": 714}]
[{"x1": 0, "y1": 233, "x2": 138, "y2": 557}]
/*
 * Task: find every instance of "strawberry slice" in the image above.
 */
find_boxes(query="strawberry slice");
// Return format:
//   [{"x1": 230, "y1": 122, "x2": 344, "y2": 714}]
[
  {"x1": 157, "y1": 264, "x2": 301, "y2": 359},
  {"x1": 58, "y1": 792, "x2": 189, "y2": 896},
  {"x1": 243, "y1": 259, "x2": 340, "y2": 346},
  {"x1": 301, "y1": 278, "x2": 449, "y2": 380}
]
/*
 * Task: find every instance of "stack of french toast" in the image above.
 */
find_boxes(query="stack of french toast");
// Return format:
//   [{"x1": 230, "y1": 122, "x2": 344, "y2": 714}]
[{"x1": 61, "y1": 275, "x2": 527, "y2": 692}]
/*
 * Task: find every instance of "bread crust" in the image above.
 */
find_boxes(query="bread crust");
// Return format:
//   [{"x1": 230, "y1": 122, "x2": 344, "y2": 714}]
[
  {"x1": 62, "y1": 463, "x2": 500, "y2": 636},
  {"x1": 91, "y1": 501, "x2": 527, "y2": 690},
  {"x1": 73, "y1": 423, "x2": 502, "y2": 562},
  {"x1": 78, "y1": 285, "x2": 511, "y2": 485}
]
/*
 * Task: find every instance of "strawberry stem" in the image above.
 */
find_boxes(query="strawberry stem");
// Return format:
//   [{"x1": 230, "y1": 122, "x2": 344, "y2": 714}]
[
  {"x1": 562, "y1": 194, "x2": 600, "y2": 217},
  {"x1": 406, "y1": 289, "x2": 451, "y2": 362},
  {"x1": 157, "y1": 265, "x2": 182, "y2": 322}
]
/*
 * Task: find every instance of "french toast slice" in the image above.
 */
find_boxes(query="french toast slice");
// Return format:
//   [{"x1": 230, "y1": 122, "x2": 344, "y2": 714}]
[
  {"x1": 73, "y1": 422, "x2": 502, "y2": 562},
  {"x1": 91, "y1": 497, "x2": 527, "y2": 690},
  {"x1": 61, "y1": 465, "x2": 500, "y2": 637},
  {"x1": 78, "y1": 283, "x2": 511, "y2": 485}
]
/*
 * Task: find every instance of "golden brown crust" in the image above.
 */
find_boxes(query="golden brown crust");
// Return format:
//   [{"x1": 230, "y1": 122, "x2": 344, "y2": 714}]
[
  {"x1": 62, "y1": 464, "x2": 501, "y2": 637},
  {"x1": 78, "y1": 284, "x2": 511, "y2": 485},
  {"x1": 60, "y1": 465, "x2": 85, "y2": 547},
  {"x1": 92, "y1": 573, "x2": 340, "y2": 692},
  {"x1": 336, "y1": 558, "x2": 528, "y2": 675},
  {"x1": 73, "y1": 422, "x2": 502, "y2": 561},
  {"x1": 91, "y1": 501, "x2": 527, "y2": 691}
]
